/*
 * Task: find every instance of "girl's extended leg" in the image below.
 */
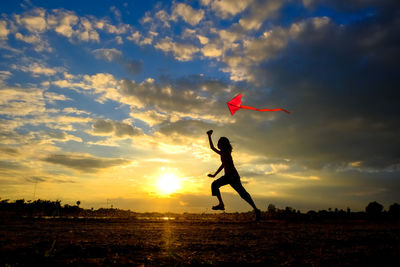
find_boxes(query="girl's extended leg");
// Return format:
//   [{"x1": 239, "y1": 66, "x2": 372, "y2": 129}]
[{"x1": 231, "y1": 181, "x2": 261, "y2": 220}]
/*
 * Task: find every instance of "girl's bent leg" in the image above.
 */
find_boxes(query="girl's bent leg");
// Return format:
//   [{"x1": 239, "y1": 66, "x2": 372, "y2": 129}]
[
  {"x1": 211, "y1": 177, "x2": 229, "y2": 210},
  {"x1": 211, "y1": 176, "x2": 229, "y2": 196}
]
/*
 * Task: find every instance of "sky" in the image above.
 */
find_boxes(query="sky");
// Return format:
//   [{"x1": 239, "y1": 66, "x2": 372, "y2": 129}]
[{"x1": 0, "y1": 0, "x2": 399, "y2": 212}]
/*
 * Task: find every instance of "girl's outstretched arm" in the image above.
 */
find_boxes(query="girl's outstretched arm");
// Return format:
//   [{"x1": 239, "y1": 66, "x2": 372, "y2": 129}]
[
  {"x1": 207, "y1": 130, "x2": 220, "y2": 154},
  {"x1": 208, "y1": 164, "x2": 224, "y2": 178}
]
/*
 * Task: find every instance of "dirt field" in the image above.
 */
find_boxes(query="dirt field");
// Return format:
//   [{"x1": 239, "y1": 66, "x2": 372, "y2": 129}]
[{"x1": 1, "y1": 215, "x2": 399, "y2": 266}]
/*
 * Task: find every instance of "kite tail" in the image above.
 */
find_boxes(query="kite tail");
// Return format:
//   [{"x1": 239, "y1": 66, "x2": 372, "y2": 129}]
[{"x1": 240, "y1": 105, "x2": 292, "y2": 114}]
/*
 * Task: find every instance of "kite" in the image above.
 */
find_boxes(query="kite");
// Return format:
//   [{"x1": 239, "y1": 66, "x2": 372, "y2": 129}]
[{"x1": 227, "y1": 93, "x2": 292, "y2": 115}]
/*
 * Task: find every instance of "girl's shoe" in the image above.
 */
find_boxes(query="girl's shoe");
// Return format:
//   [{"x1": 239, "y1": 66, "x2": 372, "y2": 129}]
[{"x1": 212, "y1": 204, "x2": 225, "y2": 210}]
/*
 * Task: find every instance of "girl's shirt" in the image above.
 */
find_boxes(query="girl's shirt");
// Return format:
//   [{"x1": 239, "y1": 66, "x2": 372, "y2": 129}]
[{"x1": 220, "y1": 151, "x2": 240, "y2": 179}]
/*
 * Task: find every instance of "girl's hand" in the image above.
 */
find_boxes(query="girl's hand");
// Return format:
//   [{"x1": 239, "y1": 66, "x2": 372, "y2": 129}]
[
  {"x1": 208, "y1": 174, "x2": 215, "y2": 178},
  {"x1": 207, "y1": 130, "x2": 213, "y2": 135}
]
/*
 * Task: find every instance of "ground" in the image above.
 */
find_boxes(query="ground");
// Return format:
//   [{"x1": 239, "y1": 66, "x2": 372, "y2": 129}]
[{"x1": 1, "y1": 214, "x2": 399, "y2": 266}]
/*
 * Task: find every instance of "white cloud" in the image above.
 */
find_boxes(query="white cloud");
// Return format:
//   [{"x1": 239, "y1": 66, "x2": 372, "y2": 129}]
[
  {"x1": 239, "y1": 0, "x2": 284, "y2": 31},
  {"x1": 155, "y1": 37, "x2": 199, "y2": 61},
  {"x1": 172, "y1": 3, "x2": 205, "y2": 26},
  {"x1": 46, "y1": 10, "x2": 100, "y2": 42},
  {"x1": 218, "y1": 29, "x2": 242, "y2": 43},
  {"x1": 200, "y1": 0, "x2": 212, "y2": 5},
  {"x1": 0, "y1": 71, "x2": 11, "y2": 85},
  {"x1": 101, "y1": 20, "x2": 130, "y2": 35},
  {"x1": 93, "y1": 48, "x2": 122, "y2": 61},
  {"x1": 127, "y1": 31, "x2": 141, "y2": 43},
  {"x1": 53, "y1": 72, "x2": 123, "y2": 104},
  {"x1": 130, "y1": 110, "x2": 169, "y2": 127},
  {"x1": 63, "y1": 107, "x2": 91, "y2": 115},
  {"x1": 13, "y1": 62, "x2": 63, "y2": 76},
  {"x1": 311, "y1": 16, "x2": 330, "y2": 29},
  {"x1": 15, "y1": 33, "x2": 52, "y2": 52},
  {"x1": 219, "y1": 17, "x2": 331, "y2": 81},
  {"x1": 16, "y1": 8, "x2": 47, "y2": 33},
  {"x1": 0, "y1": 87, "x2": 46, "y2": 117},
  {"x1": 44, "y1": 92, "x2": 72, "y2": 104},
  {"x1": 140, "y1": 11, "x2": 153, "y2": 24},
  {"x1": 48, "y1": 10, "x2": 78, "y2": 38},
  {"x1": 0, "y1": 20, "x2": 9, "y2": 40},
  {"x1": 127, "y1": 31, "x2": 156, "y2": 46},
  {"x1": 77, "y1": 17, "x2": 99, "y2": 42},
  {"x1": 40, "y1": 129, "x2": 83, "y2": 144},
  {"x1": 197, "y1": 35, "x2": 209, "y2": 45},
  {"x1": 116, "y1": 36, "x2": 123, "y2": 44},
  {"x1": 202, "y1": 43, "x2": 222, "y2": 58},
  {"x1": 155, "y1": 10, "x2": 171, "y2": 27},
  {"x1": 211, "y1": 0, "x2": 253, "y2": 18}
]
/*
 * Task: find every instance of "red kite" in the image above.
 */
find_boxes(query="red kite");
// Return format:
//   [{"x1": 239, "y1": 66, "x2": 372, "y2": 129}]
[{"x1": 227, "y1": 93, "x2": 291, "y2": 115}]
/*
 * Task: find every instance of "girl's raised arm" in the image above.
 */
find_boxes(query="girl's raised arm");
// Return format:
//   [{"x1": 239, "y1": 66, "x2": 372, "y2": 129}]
[{"x1": 207, "y1": 130, "x2": 220, "y2": 154}]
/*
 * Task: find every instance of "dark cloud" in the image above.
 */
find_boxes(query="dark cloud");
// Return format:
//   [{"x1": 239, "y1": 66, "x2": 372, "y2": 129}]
[
  {"x1": 123, "y1": 60, "x2": 143, "y2": 76},
  {"x1": 45, "y1": 130, "x2": 67, "y2": 139},
  {"x1": 234, "y1": 2, "x2": 400, "y2": 171},
  {"x1": 92, "y1": 48, "x2": 143, "y2": 75},
  {"x1": 158, "y1": 119, "x2": 215, "y2": 138},
  {"x1": 303, "y1": 0, "x2": 399, "y2": 12},
  {"x1": 42, "y1": 153, "x2": 129, "y2": 172},
  {"x1": 24, "y1": 176, "x2": 47, "y2": 183},
  {"x1": 0, "y1": 146, "x2": 20, "y2": 156},
  {"x1": 92, "y1": 119, "x2": 143, "y2": 137},
  {"x1": 24, "y1": 176, "x2": 76, "y2": 184},
  {"x1": 0, "y1": 160, "x2": 25, "y2": 170}
]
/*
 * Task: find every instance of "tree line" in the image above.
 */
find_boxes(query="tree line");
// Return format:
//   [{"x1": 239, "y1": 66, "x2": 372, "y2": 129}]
[
  {"x1": 0, "y1": 199, "x2": 133, "y2": 218},
  {"x1": 0, "y1": 198, "x2": 399, "y2": 220}
]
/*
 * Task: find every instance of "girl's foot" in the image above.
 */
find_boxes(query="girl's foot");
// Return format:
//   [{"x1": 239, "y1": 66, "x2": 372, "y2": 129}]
[
  {"x1": 212, "y1": 204, "x2": 225, "y2": 210},
  {"x1": 255, "y1": 208, "x2": 261, "y2": 221}
]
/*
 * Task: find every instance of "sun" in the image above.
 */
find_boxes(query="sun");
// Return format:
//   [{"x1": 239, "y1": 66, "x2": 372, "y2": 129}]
[{"x1": 157, "y1": 173, "x2": 181, "y2": 195}]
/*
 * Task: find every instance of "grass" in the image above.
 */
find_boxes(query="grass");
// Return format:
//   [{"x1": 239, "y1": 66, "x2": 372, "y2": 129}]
[{"x1": 0, "y1": 214, "x2": 399, "y2": 266}]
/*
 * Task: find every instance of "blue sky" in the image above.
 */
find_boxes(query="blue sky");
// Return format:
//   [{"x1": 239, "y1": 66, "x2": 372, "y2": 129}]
[{"x1": 0, "y1": 0, "x2": 399, "y2": 212}]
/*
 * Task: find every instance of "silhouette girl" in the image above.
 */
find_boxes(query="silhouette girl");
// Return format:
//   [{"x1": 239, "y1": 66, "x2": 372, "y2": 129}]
[{"x1": 207, "y1": 130, "x2": 261, "y2": 220}]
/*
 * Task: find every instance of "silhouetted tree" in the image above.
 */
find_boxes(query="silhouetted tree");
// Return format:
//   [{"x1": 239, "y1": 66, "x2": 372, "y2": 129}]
[
  {"x1": 366, "y1": 201, "x2": 383, "y2": 216},
  {"x1": 285, "y1": 206, "x2": 294, "y2": 213},
  {"x1": 389, "y1": 203, "x2": 400, "y2": 218},
  {"x1": 267, "y1": 204, "x2": 276, "y2": 213},
  {"x1": 76, "y1": 200, "x2": 81, "y2": 207}
]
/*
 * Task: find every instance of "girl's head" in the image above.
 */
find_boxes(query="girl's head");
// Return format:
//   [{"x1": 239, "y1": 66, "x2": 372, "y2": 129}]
[{"x1": 217, "y1": 137, "x2": 232, "y2": 153}]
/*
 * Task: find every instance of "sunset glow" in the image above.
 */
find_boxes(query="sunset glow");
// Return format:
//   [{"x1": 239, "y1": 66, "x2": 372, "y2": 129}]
[{"x1": 157, "y1": 173, "x2": 182, "y2": 196}]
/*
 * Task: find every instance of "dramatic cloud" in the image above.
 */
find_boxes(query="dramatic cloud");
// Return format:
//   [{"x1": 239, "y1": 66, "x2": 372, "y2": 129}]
[
  {"x1": 1, "y1": 0, "x2": 399, "y2": 211},
  {"x1": 229, "y1": 5, "x2": 400, "y2": 171},
  {"x1": 42, "y1": 153, "x2": 130, "y2": 172},
  {"x1": 119, "y1": 75, "x2": 236, "y2": 124}
]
